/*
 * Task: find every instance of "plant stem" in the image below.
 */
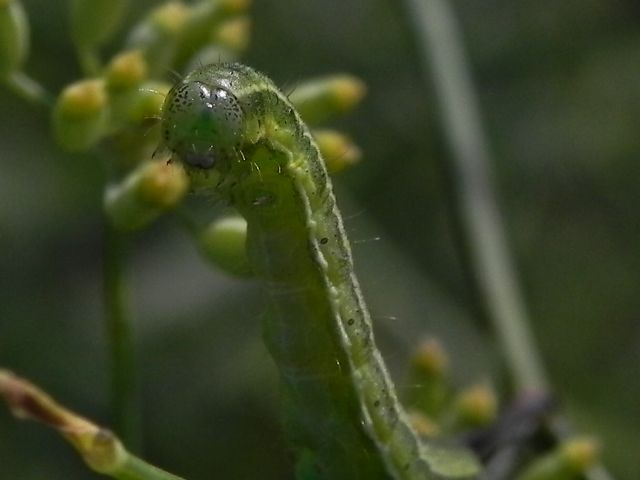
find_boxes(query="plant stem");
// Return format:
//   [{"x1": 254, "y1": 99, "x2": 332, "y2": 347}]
[
  {"x1": 104, "y1": 220, "x2": 141, "y2": 450},
  {"x1": 0, "y1": 370, "x2": 182, "y2": 480},
  {"x1": 77, "y1": 46, "x2": 101, "y2": 76},
  {"x1": 3, "y1": 71, "x2": 53, "y2": 107},
  {"x1": 112, "y1": 455, "x2": 185, "y2": 480},
  {"x1": 403, "y1": 0, "x2": 547, "y2": 394},
  {"x1": 403, "y1": 2, "x2": 615, "y2": 479}
]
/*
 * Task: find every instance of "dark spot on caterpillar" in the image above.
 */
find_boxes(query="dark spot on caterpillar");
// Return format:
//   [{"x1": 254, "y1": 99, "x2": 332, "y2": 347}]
[
  {"x1": 320, "y1": 237, "x2": 328, "y2": 245},
  {"x1": 347, "y1": 318, "x2": 354, "y2": 326},
  {"x1": 374, "y1": 399, "x2": 381, "y2": 407}
]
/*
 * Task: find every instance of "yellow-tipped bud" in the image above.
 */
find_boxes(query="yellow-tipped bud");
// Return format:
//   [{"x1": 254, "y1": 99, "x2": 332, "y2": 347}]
[
  {"x1": 198, "y1": 215, "x2": 252, "y2": 277},
  {"x1": 408, "y1": 410, "x2": 440, "y2": 437},
  {"x1": 69, "y1": 0, "x2": 127, "y2": 49},
  {"x1": 137, "y1": 161, "x2": 188, "y2": 208},
  {"x1": 213, "y1": 16, "x2": 251, "y2": 53},
  {"x1": 105, "y1": 160, "x2": 188, "y2": 231},
  {"x1": 127, "y1": 81, "x2": 171, "y2": 124},
  {"x1": 561, "y1": 437, "x2": 600, "y2": 473},
  {"x1": 175, "y1": 0, "x2": 250, "y2": 65},
  {"x1": 313, "y1": 129, "x2": 362, "y2": 174},
  {"x1": 407, "y1": 339, "x2": 451, "y2": 417},
  {"x1": 412, "y1": 338, "x2": 449, "y2": 378},
  {"x1": 0, "y1": 0, "x2": 29, "y2": 76},
  {"x1": 151, "y1": 1, "x2": 189, "y2": 36},
  {"x1": 106, "y1": 52, "x2": 154, "y2": 127},
  {"x1": 106, "y1": 50, "x2": 148, "y2": 91},
  {"x1": 52, "y1": 79, "x2": 109, "y2": 151},
  {"x1": 126, "y1": 2, "x2": 189, "y2": 75},
  {"x1": 58, "y1": 79, "x2": 106, "y2": 117},
  {"x1": 289, "y1": 74, "x2": 366, "y2": 125},
  {"x1": 454, "y1": 383, "x2": 498, "y2": 428},
  {"x1": 516, "y1": 436, "x2": 601, "y2": 480}
]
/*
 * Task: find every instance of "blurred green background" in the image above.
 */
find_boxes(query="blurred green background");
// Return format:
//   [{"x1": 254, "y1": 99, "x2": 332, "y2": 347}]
[{"x1": 1, "y1": 0, "x2": 639, "y2": 478}]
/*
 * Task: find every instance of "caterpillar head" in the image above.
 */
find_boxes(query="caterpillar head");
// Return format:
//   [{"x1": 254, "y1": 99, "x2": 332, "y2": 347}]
[{"x1": 161, "y1": 80, "x2": 244, "y2": 169}]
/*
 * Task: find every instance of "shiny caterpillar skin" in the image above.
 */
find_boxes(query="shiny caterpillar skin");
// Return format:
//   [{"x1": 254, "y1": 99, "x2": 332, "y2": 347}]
[{"x1": 160, "y1": 63, "x2": 479, "y2": 479}]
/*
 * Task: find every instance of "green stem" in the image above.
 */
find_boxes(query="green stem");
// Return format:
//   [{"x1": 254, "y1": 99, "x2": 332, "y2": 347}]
[
  {"x1": 404, "y1": 2, "x2": 615, "y2": 479},
  {"x1": 104, "y1": 220, "x2": 141, "y2": 450},
  {"x1": 112, "y1": 455, "x2": 185, "y2": 480},
  {"x1": 77, "y1": 46, "x2": 101, "y2": 76},
  {"x1": 0, "y1": 369, "x2": 182, "y2": 480},
  {"x1": 404, "y1": 0, "x2": 547, "y2": 394},
  {"x1": 3, "y1": 71, "x2": 53, "y2": 107}
]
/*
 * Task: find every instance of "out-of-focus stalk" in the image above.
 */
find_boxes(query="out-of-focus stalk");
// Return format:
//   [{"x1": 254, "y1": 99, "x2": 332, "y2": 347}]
[{"x1": 0, "y1": 370, "x2": 183, "y2": 480}]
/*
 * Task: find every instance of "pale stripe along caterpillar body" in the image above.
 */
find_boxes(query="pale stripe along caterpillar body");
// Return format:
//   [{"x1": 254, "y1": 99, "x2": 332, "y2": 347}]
[{"x1": 160, "y1": 63, "x2": 478, "y2": 479}]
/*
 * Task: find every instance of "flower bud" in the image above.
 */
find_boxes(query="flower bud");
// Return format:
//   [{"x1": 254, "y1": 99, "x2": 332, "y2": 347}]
[
  {"x1": 0, "y1": 0, "x2": 29, "y2": 76},
  {"x1": 126, "y1": 1, "x2": 189, "y2": 76},
  {"x1": 127, "y1": 81, "x2": 171, "y2": 124},
  {"x1": 516, "y1": 437, "x2": 600, "y2": 480},
  {"x1": 52, "y1": 79, "x2": 109, "y2": 151},
  {"x1": 106, "y1": 50, "x2": 147, "y2": 91},
  {"x1": 408, "y1": 410, "x2": 440, "y2": 438},
  {"x1": 105, "y1": 160, "x2": 188, "y2": 230},
  {"x1": 174, "y1": 0, "x2": 251, "y2": 65},
  {"x1": 289, "y1": 74, "x2": 366, "y2": 125},
  {"x1": 105, "y1": 50, "x2": 152, "y2": 127},
  {"x1": 212, "y1": 16, "x2": 251, "y2": 53},
  {"x1": 561, "y1": 438, "x2": 600, "y2": 473},
  {"x1": 313, "y1": 129, "x2": 362, "y2": 174},
  {"x1": 148, "y1": 1, "x2": 189, "y2": 36},
  {"x1": 198, "y1": 215, "x2": 253, "y2": 277},
  {"x1": 412, "y1": 338, "x2": 449, "y2": 378},
  {"x1": 453, "y1": 383, "x2": 497, "y2": 428},
  {"x1": 407, "y1": 339, "x2": 451, "y2": 417}
]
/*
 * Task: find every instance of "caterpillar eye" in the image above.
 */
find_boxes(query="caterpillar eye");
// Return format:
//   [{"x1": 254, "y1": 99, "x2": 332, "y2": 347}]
[
  {"x1": 161, "y1": 80, "x2": 244, "y2": 169},
  {"x1": 184, "y1": 150, "x2": 217, "y2": 169}
]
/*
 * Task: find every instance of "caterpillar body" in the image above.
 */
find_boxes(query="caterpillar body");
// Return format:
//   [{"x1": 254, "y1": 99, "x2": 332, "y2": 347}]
[{"x1": 161, "y1": 63, "x2": 478, "y2": 479}]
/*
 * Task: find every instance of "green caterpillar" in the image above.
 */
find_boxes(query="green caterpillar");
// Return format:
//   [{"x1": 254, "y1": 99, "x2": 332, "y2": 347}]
[{"x1": 160, "y1": 63, "x2": 479, "y2": 479}]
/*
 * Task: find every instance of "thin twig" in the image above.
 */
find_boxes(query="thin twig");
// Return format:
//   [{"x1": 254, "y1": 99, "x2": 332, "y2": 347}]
[
  {"x1": 77, "y1": 46, "x2": 102, "y2": 77},
  {"x1": 3, "y1": 71, "x2": 53, "y2": 107},
  {"x1": 103, "y1": 221, "x2": 142, "y2": 450},
  {"x1": 404, "y1": 0, "x2": 546, "y2": 395},
  {"x1": 0, "y1": 369, "x2": 182, "y2": 480},
  {"x1": 403, "y1": 2, "x2": 616, "y2": 479}
]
